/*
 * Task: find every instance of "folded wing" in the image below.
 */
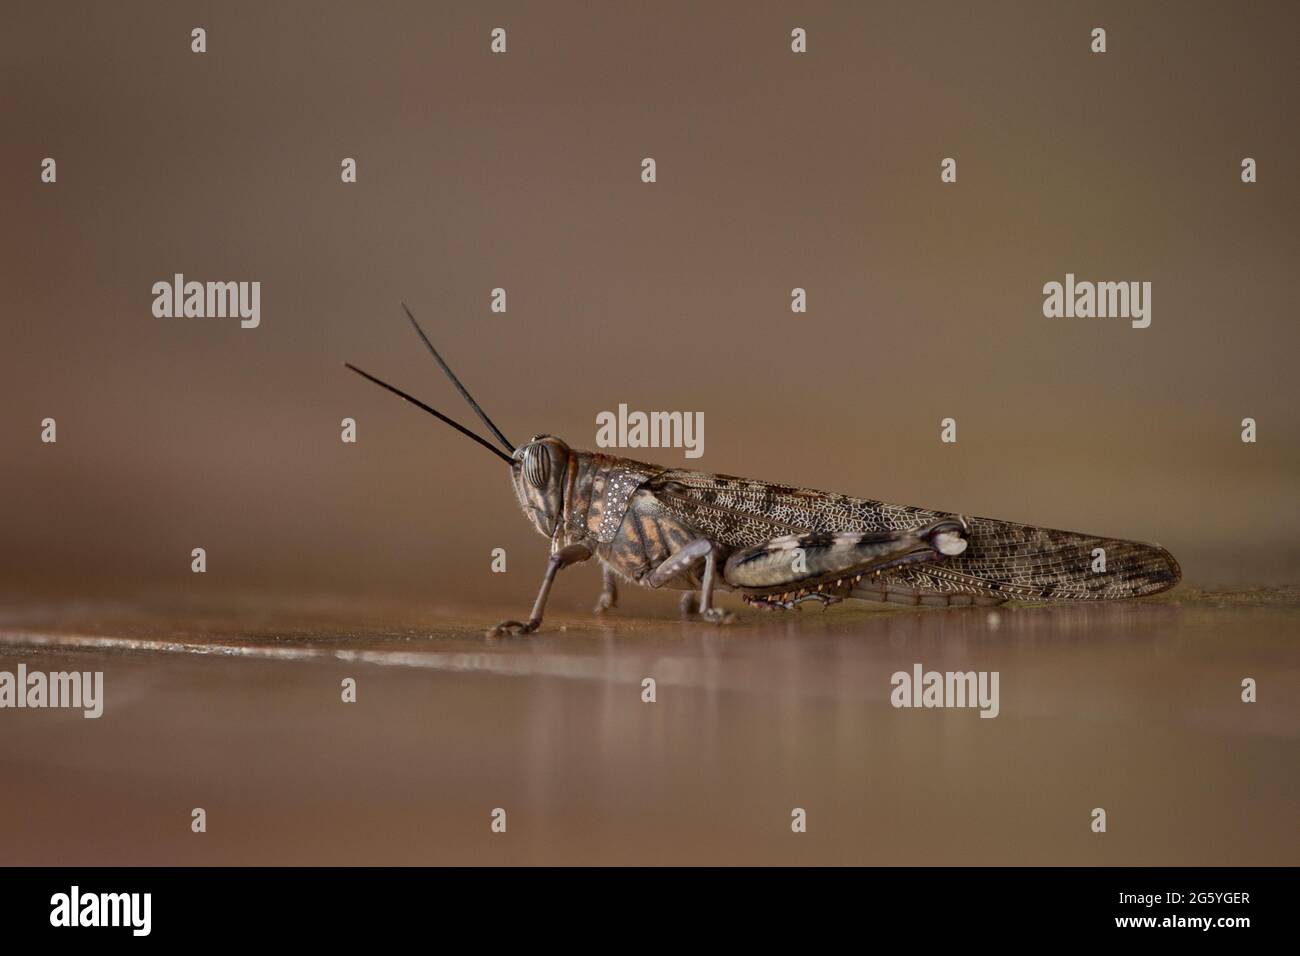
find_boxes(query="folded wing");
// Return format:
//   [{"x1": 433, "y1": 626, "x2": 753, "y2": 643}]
[{"x1": 649, "y1": 470, "x2": 1180, "y2": 603}]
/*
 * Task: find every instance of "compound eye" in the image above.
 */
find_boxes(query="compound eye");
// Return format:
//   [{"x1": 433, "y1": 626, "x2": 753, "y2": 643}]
[{"x1": 523, "y1": 445, "x2": 550, "y2": 488}]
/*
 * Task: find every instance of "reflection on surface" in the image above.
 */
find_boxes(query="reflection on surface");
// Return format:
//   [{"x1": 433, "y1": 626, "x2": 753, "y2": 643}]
[{"x1": 0, "y1": 589, "x2": 1295, "y2": 865}]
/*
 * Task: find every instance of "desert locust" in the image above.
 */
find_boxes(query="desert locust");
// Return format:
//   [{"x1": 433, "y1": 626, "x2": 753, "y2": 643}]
[{"x1": 347, "y1": 307, "x2": 1181, "y2": 635}]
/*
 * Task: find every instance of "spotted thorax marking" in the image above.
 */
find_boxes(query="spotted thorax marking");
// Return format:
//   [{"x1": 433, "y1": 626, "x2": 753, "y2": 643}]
[{"x1": 594, "y1": 468, "x2": 652, "y2": 542}]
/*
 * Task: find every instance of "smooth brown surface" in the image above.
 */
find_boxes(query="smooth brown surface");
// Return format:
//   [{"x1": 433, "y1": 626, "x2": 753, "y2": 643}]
[{"x1": 0, "y1": 588, "x2": 1295, "y2": 866}]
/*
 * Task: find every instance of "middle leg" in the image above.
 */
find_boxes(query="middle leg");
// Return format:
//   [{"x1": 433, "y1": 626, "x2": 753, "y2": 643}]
[
  {"x1": 593, "y1": 564, "x2": 620, "y2": 615},
  {"x1": 645, "y1": 538, "x2": 734, "y2": 624}
]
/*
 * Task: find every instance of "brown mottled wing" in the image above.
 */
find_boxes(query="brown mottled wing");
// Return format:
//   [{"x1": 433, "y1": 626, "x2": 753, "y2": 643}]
[{"x1": 648, "y1": 470, "x2": 1181, "y2": 601}]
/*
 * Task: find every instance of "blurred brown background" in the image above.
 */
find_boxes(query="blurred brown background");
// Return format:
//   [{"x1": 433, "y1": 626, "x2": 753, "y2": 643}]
[{"x1": 2, "y1": 0, "x2": 1297, "y2": 612}]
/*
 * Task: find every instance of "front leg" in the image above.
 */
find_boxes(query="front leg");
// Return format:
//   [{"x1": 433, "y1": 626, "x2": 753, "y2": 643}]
[
  {"x1": 490, "y1": 542, "x2": 593, "y2": 637},
  {"x1": 645, "y1": 538, "x2": 735, "y2": 624}
]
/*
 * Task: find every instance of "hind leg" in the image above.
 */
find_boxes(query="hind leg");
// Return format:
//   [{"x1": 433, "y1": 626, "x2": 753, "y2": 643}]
[{"x1": 726, "y1": 519, "x2": 968, "y2": 607}]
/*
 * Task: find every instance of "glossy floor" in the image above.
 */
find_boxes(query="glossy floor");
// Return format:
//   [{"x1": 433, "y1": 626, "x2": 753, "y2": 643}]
[{"x1": 0, "y1": 588, "x2": 1295, "y2": 865}]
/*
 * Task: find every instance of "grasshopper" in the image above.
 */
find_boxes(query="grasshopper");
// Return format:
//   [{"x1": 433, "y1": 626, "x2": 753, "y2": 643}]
[{"x1": 347, "y1": 306, "x2": 1181, "y2": 636}]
